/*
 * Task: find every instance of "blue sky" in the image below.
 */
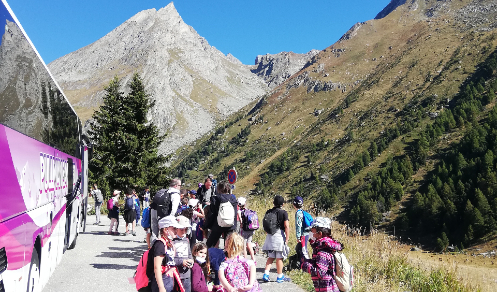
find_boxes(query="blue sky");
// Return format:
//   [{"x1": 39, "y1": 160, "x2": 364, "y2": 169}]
[{"x1": 7, "y1": 0, "x2": 391, "y2": 65}]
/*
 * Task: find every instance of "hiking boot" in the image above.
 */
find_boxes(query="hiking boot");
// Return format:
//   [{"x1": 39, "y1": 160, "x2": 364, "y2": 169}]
[
  {"x1": 276, "y1": 275, "x2": 291, "y2": 283},
  {"x1": 262, "y1": 274, "x2": 270, "y2": 282}
]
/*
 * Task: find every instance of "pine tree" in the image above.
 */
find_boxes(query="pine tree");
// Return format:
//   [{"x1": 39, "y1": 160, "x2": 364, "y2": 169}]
[{"x1": 88, "y1": 74, "x2": 168, "y2": 195}]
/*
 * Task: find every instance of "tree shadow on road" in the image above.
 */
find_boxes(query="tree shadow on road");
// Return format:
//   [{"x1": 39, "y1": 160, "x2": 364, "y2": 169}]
[
  {"x1": 84, "y1": 231, "x2": 110, "y2": 236},
  {"x1": 95, "y1": 245, "x2": 147, "y2": 262},
  {"x1": 91, "y1": 263, "x2": 136, "y2": 270}
]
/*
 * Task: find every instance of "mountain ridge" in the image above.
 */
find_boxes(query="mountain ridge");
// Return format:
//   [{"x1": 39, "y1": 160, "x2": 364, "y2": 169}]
[
  {"x1": 171, "y1": 0, "x2": 497, "y2": 254},
  {"x1": 48, "y1": 2, "x2": 268, "y2": 155}
]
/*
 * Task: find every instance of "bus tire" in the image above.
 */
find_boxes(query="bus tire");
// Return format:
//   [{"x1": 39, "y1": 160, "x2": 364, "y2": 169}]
[
  {"x1": 26, "y1": 249, "x2": 40, "y2": 292},
  {"x1": 68, "y1": 233, "x2": 78, "y2": 250}
]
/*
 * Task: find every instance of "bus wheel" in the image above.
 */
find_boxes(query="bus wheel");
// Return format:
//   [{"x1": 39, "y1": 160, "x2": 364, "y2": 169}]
[
  {"x1": 68, "y1": 233, "x2": 78, "y2": 250},
  {"x1": 26, "y1": 249, "x2": 40, "y2": 292}
]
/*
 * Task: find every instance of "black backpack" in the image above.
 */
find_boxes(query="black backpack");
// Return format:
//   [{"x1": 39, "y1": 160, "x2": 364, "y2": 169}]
[
  {"x1": 151, "y1": 189, "x2": 172, "y2": 219},
  {"x1": 263, "y1": 209, "x2": 279, "y2": 235}
]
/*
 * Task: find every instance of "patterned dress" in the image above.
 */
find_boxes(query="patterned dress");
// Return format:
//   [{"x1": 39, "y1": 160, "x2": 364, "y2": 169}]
[{"x1": 301, "y1": 237, "x2": 342, "y2": 292}]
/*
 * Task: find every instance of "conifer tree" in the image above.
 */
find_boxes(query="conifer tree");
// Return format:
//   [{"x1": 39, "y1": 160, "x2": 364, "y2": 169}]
[{"x1": 88, "y1": 74, "x2": 168, "y2": 195}]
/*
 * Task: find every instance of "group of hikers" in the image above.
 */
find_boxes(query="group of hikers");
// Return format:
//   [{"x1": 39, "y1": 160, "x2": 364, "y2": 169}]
[{"x1": 90, "y1": 175, "x2": 352, "y2": 292}]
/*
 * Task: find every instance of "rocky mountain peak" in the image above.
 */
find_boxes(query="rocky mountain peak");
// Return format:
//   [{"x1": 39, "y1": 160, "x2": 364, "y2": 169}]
[
  {"x1": 48, "y1": 3, "x2": 268, "y2": 155},
  {"x1": 251, "y1": 50, "x2": 320, "y2": 89}
]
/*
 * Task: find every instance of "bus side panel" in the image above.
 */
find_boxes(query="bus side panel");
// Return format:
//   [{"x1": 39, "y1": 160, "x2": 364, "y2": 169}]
[{"x1": 0, "y1": 125, "x2": 81, "y2": 291}]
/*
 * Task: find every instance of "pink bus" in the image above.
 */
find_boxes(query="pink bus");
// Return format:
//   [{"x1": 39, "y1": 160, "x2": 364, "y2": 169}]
[{"x1": 0, "y1": 1, "x2": 90, "y2": 291}]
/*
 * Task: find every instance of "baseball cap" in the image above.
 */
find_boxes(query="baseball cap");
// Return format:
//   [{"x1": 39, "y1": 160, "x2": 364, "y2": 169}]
[
  {"x1": 237, "y1": 197, "x2": 246, "y2": 206},
  {"x1": 113, "y1": 190, "x2": 121, "y2": 195},
  {"x1": 188, "y1": 199, "x2": 199, "y2": 207},
  {"x1": 158, "y1": 216, "x2": 181, "y2": 229},
  {"x1": 293, "y1": 196, "x2": 303, "y2": 206},
  {"x1": 189, "y1": 190, "x2": 197, "y2": 195},
  {"x1": 176, "y1": 215, "x2": 191, "y2": 228},
  {"x1": 208, "y1": 174, "x2": 214, "y2": 178}
]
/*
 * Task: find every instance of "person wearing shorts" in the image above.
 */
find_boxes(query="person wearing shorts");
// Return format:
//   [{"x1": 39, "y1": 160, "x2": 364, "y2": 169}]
[
  {"x1": 238, "y1": 197, "x2": 256, "y2": 261},
  {"x1": 262, "y1": 195, "x2": 290, "y2": 283}
]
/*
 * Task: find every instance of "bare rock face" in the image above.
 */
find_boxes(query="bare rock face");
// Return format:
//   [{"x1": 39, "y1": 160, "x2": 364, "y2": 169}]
[
  {"x1": 251, "y1": 50, "x2": 320, "y2": 89},
  {"x1": 48, "y1": 3, "x2": 268, "y2": 155}
]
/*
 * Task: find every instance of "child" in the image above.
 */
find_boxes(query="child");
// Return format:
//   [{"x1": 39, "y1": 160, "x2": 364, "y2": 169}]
[
  {"x1": 147, "y1": 216, "x2": 183, "y2": 292},
  {"x1": 108, "y1": 190, "x2": 121, "y2": 235},
  {"x1": 174, "y1": 216, "x2": 194, "y2": 292},
  {"x1": 188, "y1": 199, "x2": 205, "y2": 251},
  {"x1": 191, "y1": 242, "x2": 209, "y2": 292},
  {"x1": 218, "y1": 233, "x2": 261, "y2": 292},
  {"x1": 301, "y1": 217, "x2": 343, "y2": 292},
  {"x1": 176, "y1": 196, "x2": 190, "y2": 216},
  {"x1": 293, "y1": 196, "x2": 310, "y2": 259},
  {"x1": 133, "y1": 189, "x2": 141, "y2": 225},
  {"x1": 237, "y1": 197, "x2": 255, "y2": 261},
  {"x1": 123, "y1": 188, "x2": 137, "y2": 236}
]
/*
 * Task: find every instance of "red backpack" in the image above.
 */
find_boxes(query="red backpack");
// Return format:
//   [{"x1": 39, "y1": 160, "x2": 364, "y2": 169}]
[{"x1": 134, "y1": 238, "x2": 166, "y2": 291}]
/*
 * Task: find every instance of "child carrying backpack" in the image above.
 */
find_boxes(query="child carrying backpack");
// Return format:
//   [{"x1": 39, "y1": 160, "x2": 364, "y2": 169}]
[
  {"x1": 301, "y1": 217, "x2": 353, "y2": 292},
  {"x1": 218, "y1": 233, "x2": 261, "y2": 292},
  {"x1": 293, "y1": 196, "x2": 312, "y2": 259},
  {"x1": 237, "y1": 197, "x2": 258, "y2": 261},
  {"x1": 108, "y1": 190, "x2": 121, "y2": 235}
]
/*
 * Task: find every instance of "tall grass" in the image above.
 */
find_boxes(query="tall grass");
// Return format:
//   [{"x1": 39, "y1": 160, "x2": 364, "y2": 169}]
[{"x1": 245, "y1": 197, "x2": 478, "y2": 291}]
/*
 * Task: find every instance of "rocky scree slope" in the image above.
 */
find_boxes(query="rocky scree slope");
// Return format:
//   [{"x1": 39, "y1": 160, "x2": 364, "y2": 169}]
[{"x1": 48, "y1": 3, "x2": 268, "y2": 155}]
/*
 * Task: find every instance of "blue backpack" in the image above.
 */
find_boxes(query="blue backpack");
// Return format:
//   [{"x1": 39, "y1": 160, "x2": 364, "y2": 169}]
[
  {"x1": 125, "y1": 197, "x2": 134, "y2": 210},
  {"x1": 141, "y1": 207, "x2": 151, "y2": 228},
  {"x1": 301, "y1": 210, "x2": 314, "y2": 228}
]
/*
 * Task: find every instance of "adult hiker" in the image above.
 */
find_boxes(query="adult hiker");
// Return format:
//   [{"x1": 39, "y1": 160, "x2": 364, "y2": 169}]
[
  {"x1": 90, "y1": 184, "x2": 104, "y2": 225},
  {"x1": 197, "y1": 177, "x2": 214, "y2": 206},
  {"x1": 261, "y1": 195, "x2": 290, "y2": 283},
  {"x1": 206, "y1": 181, "x2": 237, "y2": 248},
  {"x1": 150, "y1": 178, "x2": 182, "y2": 244}
]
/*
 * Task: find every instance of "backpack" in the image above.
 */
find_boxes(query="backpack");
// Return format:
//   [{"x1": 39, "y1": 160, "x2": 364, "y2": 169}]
[
  {"x1": 217, "y1": 201, "x2": 235, "y2": 227},
  {"x1": 224, "y1": 257, "x2": 261, "y2": 292},
  {"x1": 107, "y1": 198, "x2": 114, "y2": 211},
  {"x1": 152, "y1": 189, "x2": 172, "y2": 219},
  {"x1": 134, "y1": 238, "x2": 167, "y2": 292},
  {"x1": 125, "y1": 197, "x2": 134, "y2": 210},
  {"x1": 141, "y1": 207, "x2": 151, "y2": 228},
  {"x1": 334, "y1": 252, "x2": 354, "y2": 292},
  {"x1": 242, "y1": 209, "x2": 259, "y2": 231},
  {"x1": 301, "y1": 210, "x2": 314, "y2": 229},
  {"x1": 262, "y1": 209, "x2": 279, "y2": 235},
  {"x1": 93, "y1": 189, "x2": 103, "y2": 203}
]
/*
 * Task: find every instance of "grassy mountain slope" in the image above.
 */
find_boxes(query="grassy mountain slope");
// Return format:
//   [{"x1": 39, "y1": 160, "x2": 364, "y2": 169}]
[{"x1": 172, "y1": 0, "x2": 497, "y2": 248}]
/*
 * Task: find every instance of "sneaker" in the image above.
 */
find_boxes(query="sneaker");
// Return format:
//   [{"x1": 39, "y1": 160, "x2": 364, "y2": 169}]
[
  {"x1": 93, "y1": 222, "x2": 99, "y2": 225},
  {"x1": 113, "y1": 232, "x2": 120, "y2": 235},
  {"x1": 108, "y1": 232, "x2": 112, "y2": 235},
  {"x1": 276, "y1": 275, "x2": 291, "y2": 283},
  {"x1": 262, "y1": 274, "x2": 270, "y2": 282},
  {"x1": 132, "y1": 232, "x2": 137, "y2": 236}
]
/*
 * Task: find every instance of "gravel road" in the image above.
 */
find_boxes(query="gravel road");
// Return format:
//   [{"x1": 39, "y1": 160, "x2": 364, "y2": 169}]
[{"x1": 43, "y1": 214, "x2": 304, "y2": 292}]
